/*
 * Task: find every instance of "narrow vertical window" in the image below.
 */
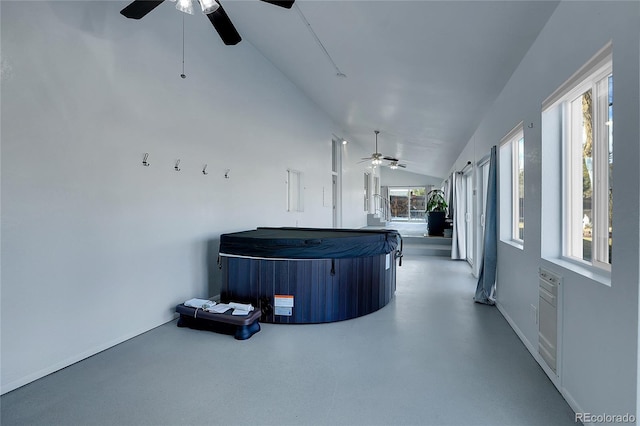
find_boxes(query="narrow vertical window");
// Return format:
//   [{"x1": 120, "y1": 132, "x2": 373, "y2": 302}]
[
  {"x1": 287, "y1": 169, "x2": 303, "y2": 212},
  {"x1": 565, "y1": 71, "x2": 612, "y2": 268},
  {"x1": 606, "y1": 76, "x2": 613, "y2": 264},
  {"x1": 364, "y1": 172, "x2": 370, "y2": 211},
  {"x1": 499, "y1": 123, "x2": 524, "y2": 246},
  {"x1": 513, "y1": 135, "x2": 525, "y2": 242}
]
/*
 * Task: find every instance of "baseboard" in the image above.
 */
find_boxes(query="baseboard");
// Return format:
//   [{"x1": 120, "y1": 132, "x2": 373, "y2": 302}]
[
  {"x1": 496, "y1": 301, "x2": 540, "y2": 366},
  {"x1": 1, "y1": 313, "x2": 178, "y2": 395},
  {"x1": 497, "y1": 302, "x2": 558, "y2": 386},
  {"x1": 561, "y1": 388, "x2": 585, "y2": 423},
  {"x1": 495, "y1": 301, "x2": 584, "y2": 418}
]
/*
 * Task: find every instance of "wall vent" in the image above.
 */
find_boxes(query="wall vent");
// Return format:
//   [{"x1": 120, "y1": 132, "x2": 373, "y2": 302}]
[{"x1": 538, "y1": 268, "x2": 561, "y2": 373}]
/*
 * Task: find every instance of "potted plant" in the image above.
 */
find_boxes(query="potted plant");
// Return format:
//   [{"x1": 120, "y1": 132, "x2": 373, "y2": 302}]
[{"x1": 426, "y1": 189, "x2": 448, "y2": 236}]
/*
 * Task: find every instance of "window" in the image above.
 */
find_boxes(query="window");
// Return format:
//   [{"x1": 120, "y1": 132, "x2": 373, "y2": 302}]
[
  {"x1": 388, "y1": 187, "x2": 426, "y2": 222},
  {"x1": 286, "y1": 169, "x2": 303, "y2": 212},
  {"x1": 331, "y1": 138, "x2": 342, "y2": 228},
  {"x1": 543, "y1": 44, "x2": 612, "y2": 271},
  {"x1": 332, "y1": 139, "x2": 339, "y2": 173},
  {"x1": 364, "y1": 172, "x2": 370, "y2": 211},
  {"x1": 564, "y1": 69, "x2": 612, "y2": 268},
  {"x1": 499, "y1": 124, "x2": 524, "y2": 246}
]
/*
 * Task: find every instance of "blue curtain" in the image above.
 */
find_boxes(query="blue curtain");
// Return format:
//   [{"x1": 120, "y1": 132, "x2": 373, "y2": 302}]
[{"x1": 474, "y1": 146, "x2": 497, "y2": 305}]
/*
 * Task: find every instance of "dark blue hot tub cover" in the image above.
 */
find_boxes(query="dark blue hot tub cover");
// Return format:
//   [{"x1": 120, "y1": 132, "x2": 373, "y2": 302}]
[{"x1": 219, "y1": 227, "x2": 401, "y2": 259}]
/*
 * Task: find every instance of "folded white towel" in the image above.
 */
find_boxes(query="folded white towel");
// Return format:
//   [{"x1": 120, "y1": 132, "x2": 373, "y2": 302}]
[
  {"x1": 208, "y1": 303, "x2": 232, "y2": 314},
  {"x1": 228, "y1": 302, "x2": 254, "y2": 312},
  {"x1": 184, "y1": 298, "x2": 215, "y2": 309}
]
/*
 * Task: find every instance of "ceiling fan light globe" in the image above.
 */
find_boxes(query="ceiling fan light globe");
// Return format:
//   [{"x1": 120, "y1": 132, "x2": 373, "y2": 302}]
[
  {"x1": 176, "y1": 0, "x2": 195, "y2": 15},
  {"x1": 199, "y1": 0, "x2": 220, "y2": 14}
]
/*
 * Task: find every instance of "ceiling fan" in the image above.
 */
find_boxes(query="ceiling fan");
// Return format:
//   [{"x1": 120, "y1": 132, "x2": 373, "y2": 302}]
[
  {"x1": 120, "y1": 0, "x2": 295, "y2": 46},
  {"x1": 360, "y1": 130, "x2": 406, "y2": 169},
  {"x1": 386, "y1": 159, "x2": 407, "y2": 170}
]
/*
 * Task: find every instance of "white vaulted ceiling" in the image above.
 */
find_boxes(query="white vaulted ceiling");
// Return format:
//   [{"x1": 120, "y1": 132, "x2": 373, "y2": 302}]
[
  {"x1": 106, "y1": 0, "x2": 558, "y2": 177},
  {"x1": 219, "y1": 0, "x2": 559, "y2": 177}
]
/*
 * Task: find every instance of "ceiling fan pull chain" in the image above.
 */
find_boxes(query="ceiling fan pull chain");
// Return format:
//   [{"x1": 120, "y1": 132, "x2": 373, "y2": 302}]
[{"x1": 180, "y1": 13, "x2": 186, "y2": 79}]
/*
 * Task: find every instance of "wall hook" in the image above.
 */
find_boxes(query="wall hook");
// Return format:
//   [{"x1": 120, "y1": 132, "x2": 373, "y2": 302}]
[
  {"x1": 202, "y1": 164, "x2": 208, "y2": 175},
  {"x1": 174, "y1": 159, "x2": 181, "y2": 171},
  {"x1": 142, "y1": 153, "x2": 150, "y2": 167},
  {"x1": 224, "y1": 169, "x2": 230, "y2": 179},
  {"x1": 528, "y1": 122, "x2": 534, "y2": 128}
]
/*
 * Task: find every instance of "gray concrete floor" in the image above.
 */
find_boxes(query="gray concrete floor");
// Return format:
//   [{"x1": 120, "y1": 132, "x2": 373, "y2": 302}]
[{"x1": 1, "y1": 255, "x2": 576, "y2": 426}]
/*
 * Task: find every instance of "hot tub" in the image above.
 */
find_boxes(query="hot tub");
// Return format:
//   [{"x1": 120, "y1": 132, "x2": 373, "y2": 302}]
[{"x1": 218, "y1": 227, "x2": 402, "y2": 324}]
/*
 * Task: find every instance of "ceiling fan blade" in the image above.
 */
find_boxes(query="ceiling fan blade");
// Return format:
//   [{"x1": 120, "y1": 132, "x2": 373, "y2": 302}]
[
  {"x1": 207, "y1": 5, "x2": 242, "y2": 45},
  {"x1": 383, "y1": 156, "x2": 399, "y2": 162},
  {"x1": 399, "y1": 164, "x2": 407, "y2": 168},
  {"x1": 120, "y1": 0, "x2": 165, "y2": 19},
  {"x1": 260, "y1": 0, "x2": 295, "y2": 9}
]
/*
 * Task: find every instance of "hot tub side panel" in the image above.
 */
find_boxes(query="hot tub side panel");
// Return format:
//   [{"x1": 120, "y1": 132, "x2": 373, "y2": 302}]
[{"x1": 220, "y1": 253, "x2": 396, "y2": 324}]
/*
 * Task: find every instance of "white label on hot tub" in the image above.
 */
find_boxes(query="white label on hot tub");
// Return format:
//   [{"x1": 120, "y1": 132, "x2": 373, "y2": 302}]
[
  {"x1": 275, "y1": 307, "x2": 292, "y2": 316},
  {"x1": 274, "y1": 295, "x2": 294, "y2": 308},
  {"x1": 386, "y1": 254, "x2": 390, "y2": 270}
]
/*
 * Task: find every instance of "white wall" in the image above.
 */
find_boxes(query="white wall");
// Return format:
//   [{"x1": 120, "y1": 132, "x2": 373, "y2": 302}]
[
  {"x1": 449, "y1": 1, "x2": 639, "y2": 417},
  {"x1": 0, "y1": 1, "x2": 370, "y2": 393}
]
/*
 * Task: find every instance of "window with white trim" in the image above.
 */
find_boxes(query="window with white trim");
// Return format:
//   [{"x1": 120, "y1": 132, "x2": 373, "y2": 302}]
[
  {"x1": 499, "y1": 124, "x2": 524, "y2": 246},
  {"x1": 543, "y1": 45, "x2": 613, "y2": 270},
  {"x1": 364, "y1": 172, "x2": 370, "y2": 211}
]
